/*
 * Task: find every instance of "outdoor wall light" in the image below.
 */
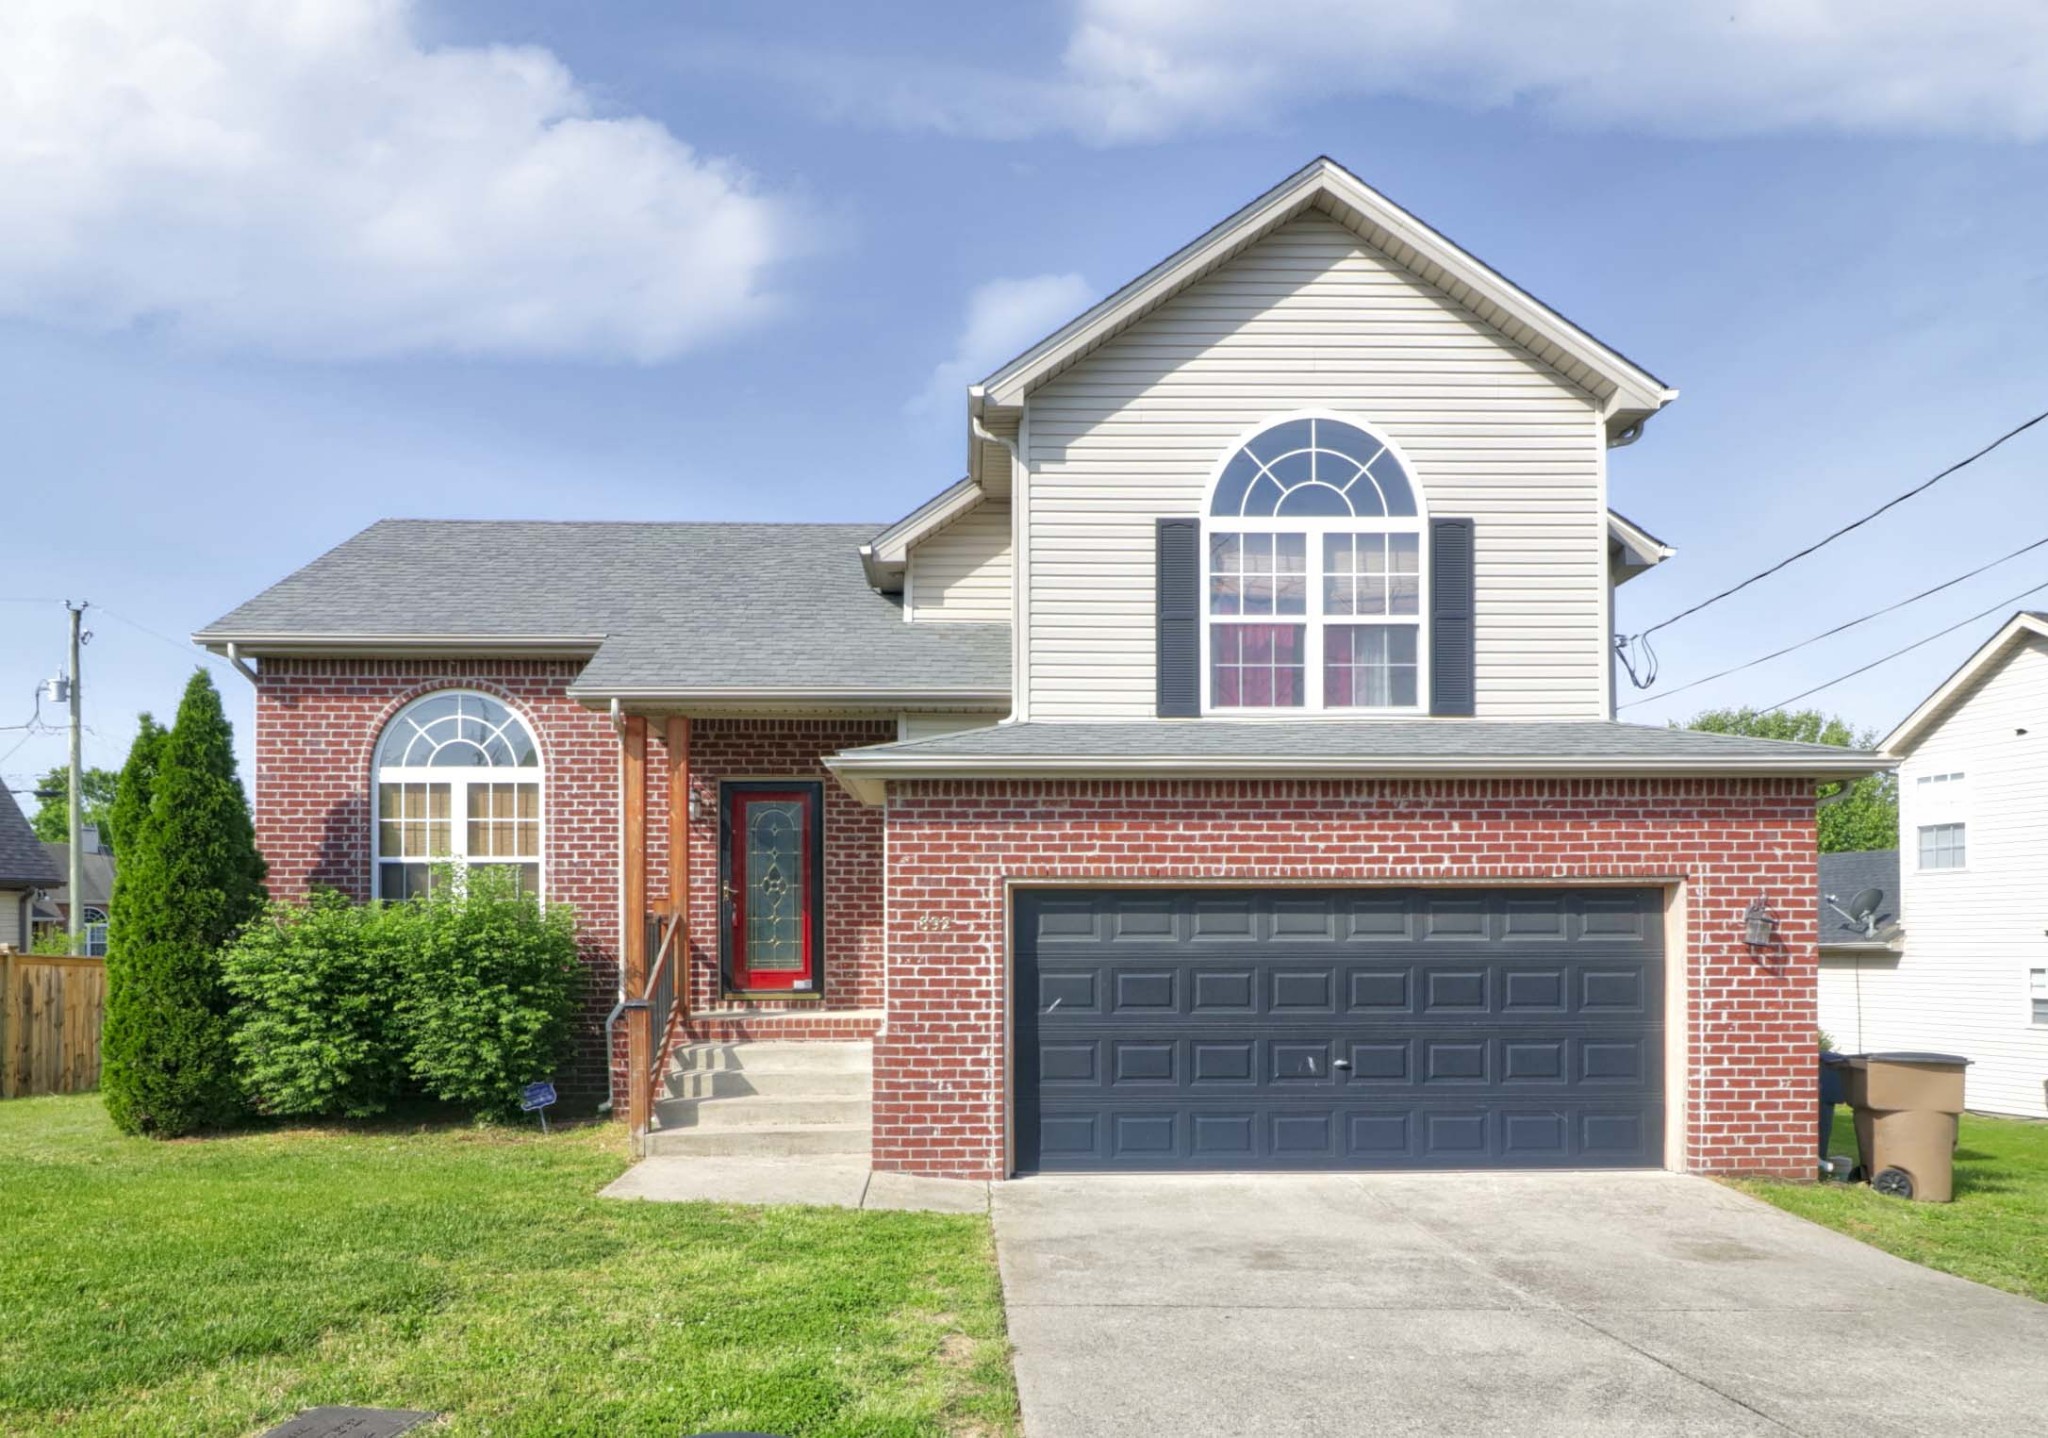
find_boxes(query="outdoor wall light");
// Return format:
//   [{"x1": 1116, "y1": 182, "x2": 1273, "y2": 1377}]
[{"x1": 1743, "y1": 896, "x2": 1778, "y2": 949}]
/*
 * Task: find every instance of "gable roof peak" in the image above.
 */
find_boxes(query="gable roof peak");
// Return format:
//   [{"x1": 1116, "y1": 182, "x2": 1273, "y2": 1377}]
[
  {"x1": 973, "y1": 154, "x2": 1676, "y2": 442},
  {"x1": 1883, "y1": 610, "x2": 2048, "y2": 754}
]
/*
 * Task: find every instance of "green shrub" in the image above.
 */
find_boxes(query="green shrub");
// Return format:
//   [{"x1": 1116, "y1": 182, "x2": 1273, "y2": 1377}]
[
  {"x1": 102, "y1": 673, "x2": 267, "y2": 1137},
  {"x1": 395, "y1": 866, "x2": 582, "y2": 1119},
  {"x1": 223, "y1": 892, "x2": 412, "y2": 1118}
]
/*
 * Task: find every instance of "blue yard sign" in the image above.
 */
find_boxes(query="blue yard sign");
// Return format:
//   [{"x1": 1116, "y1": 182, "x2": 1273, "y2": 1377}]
[{"x1": 520, "y1": 1081, "x2": 558, "y2": 1132}]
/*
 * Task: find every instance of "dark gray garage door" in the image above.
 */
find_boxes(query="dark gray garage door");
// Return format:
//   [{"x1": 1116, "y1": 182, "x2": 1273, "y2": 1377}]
[{"x1": 1015, "y1": 888, "x2": 1664, "y2": 1172}]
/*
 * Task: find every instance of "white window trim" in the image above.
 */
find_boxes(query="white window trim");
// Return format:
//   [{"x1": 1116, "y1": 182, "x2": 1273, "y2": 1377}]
[
  {"x1": 1198, "y1": 411, "x2": 1430, "y2": 717},
  {"x1": 1914, "y1": 820, "x2": 1967, "y2": 874},
  {"x1": 371, "y1": 691, "x2": 546, "y2": 900},
  {"x1": 2029, "y1": 968, "x2": 2048, "y2": 1027}
]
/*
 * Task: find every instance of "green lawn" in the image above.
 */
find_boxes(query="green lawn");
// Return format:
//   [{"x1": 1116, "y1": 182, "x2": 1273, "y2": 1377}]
[
  {"x1": 1731, "y1": 1106, "x2": 2048, "y2": 1303},
  {"x1": 0, "y1": 1095, "x2": 1017, "y2": 1438}
]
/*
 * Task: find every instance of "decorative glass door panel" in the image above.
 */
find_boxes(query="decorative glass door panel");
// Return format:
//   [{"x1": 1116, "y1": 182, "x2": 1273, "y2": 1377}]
[{"x1": 722, "y1": 783, "x2": 822, "y2": 993}]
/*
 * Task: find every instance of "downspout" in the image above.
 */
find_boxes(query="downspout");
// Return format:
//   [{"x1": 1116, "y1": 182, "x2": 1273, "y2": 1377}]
[
  {"x1": 973, "y1": 415, "x2": 1026, "y2": 722},
  {"x1": 223, "y1": 642, "x2": 259, "y2": 685},
  {"x1": 971, "y1": 415, "x2": 1022, "y2": 476},
  {"x1": 599, "y1": 696, "x2": 628, "y2": 1114}
]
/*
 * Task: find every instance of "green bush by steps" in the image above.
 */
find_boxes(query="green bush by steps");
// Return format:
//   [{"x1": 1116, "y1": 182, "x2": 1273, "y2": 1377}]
[{"x1": 224, "y1": 865, "x2": 583, "y2": 1122}]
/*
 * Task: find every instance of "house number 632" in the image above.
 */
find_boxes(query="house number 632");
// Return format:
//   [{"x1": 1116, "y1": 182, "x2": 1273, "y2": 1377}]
[{"x1": 912, "y1": 914, "x2": 953, "y2": 932}]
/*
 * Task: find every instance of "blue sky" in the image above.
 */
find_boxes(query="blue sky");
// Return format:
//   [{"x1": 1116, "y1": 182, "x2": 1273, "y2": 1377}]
[{"x1": 3, "y1": 0, "x2": 2046, "y2": 800}]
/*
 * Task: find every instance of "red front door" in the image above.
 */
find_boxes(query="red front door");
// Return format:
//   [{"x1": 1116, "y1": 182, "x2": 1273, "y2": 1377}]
[{"x1": 722, "y1": 782, "x2": 821, "y2": 993}]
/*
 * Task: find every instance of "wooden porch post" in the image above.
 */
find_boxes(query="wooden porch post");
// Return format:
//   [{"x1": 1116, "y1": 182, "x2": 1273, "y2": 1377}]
[
  {"x1": 622, "y1": 715, "x2": 650, "y2": 1152},
  {"x1": 665, "y1": 716, "x2": 691, "y2": 1020}
]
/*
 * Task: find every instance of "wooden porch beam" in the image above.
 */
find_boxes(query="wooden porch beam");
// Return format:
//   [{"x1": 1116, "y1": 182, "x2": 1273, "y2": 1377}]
[{"x1": 664, "y1": 716, "x2": 691, "y2": 1019}]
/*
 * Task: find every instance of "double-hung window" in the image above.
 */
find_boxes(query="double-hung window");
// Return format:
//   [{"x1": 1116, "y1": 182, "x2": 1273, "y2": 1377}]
[
  {"x1": 373, "y1": 690, "x2": 543, "y2": 899},
  {"x1": 1914, "y1": 770, "x2": 1968, "y2": 872},
  {"x1": 1204, "y1": 416, "x2": 1425, "y2": 712}
]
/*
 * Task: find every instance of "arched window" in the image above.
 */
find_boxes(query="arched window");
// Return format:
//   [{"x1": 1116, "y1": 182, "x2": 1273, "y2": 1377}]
[
  {"x1": 1204, "y1": 416, "x2": 1426, "y2": 711},
  {"x1": 373, "y1": 690, "x2": 542, "y2": 899},
  {"x1": 81, "y1": 906, "x2": 108, "y2": 958}
]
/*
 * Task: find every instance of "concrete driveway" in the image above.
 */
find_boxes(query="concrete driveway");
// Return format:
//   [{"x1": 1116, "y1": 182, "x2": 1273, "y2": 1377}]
[{"x1": 992, "y1": 1171, "x2": 2048, "y2": 1437}]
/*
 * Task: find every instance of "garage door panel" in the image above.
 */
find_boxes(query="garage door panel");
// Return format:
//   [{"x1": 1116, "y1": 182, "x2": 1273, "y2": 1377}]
[
  {"x1": 1029, "y1": 1101, "x2": 1661, "y2": 1171},
  {"x1": 1017, "y1": 887, "x2": 1665, "y2": 1173}
]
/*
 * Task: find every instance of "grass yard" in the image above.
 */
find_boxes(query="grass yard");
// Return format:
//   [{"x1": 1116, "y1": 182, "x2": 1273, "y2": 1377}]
[
  {"x1": 0, "y1": 1095, "x2": 1017, "y2": 1438},
  {"x1": 1731, "y1": 1105, "x2": 2048, "y2": 1303}
]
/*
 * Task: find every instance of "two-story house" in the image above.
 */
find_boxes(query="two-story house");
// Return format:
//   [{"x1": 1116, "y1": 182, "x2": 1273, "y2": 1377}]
[
  {"x1": 1817, "y1": 612, "x2": 2048, "y2": 1118},
  {"x1": 198, "y1": 158, "x2": 1885, "y2": 1181}
]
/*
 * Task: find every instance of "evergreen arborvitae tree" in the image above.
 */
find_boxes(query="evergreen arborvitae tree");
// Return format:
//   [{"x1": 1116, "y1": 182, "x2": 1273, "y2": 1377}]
[
  {"x1": 101, "y1": 713, "x2": 165, "y2": 856},
  {"x1": 102, "y1": 673, "x2": 269, "y2": 1136}
]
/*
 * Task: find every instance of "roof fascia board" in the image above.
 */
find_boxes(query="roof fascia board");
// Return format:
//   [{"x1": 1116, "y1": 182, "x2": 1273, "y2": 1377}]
[
  {"x1": 567, "y1": 685, "x2": 1010, "y2": 709},
  {"x1": 978, "y1": 157, "x2": 1675, "y2": 421},
  {"x1": 1606, "y1": 510, "x2": 1676, "y2": 569},
  {"x1": 825, "y1": 748, "x2": 1894, "y2": 804},
  {"x1": 1881, "y1": 612, "x2": 2048, "y2": 754},
  {"x1": 861, "y1": 477, "x2": 985, "y2": 590},
  {"x1": 197, "y1": 634, "x2": 605, "y2": 658}
]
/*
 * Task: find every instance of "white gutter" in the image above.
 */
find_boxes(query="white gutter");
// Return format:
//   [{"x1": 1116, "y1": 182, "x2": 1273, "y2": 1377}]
[
  {"x1": 823, "y1": 750, "x2": 1896, "y2": 805},
  {"x1": 197, "y1": 632, "x2": 605, "y2": 658},
  {"x1": 569, "y1": 686, "x2": 1010, "y2": 708}
]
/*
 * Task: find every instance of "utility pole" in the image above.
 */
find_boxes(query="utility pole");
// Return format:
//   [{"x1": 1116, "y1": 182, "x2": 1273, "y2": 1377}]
[{"x1": 66, "y1": 601, "x2": 85, "y2": 955}]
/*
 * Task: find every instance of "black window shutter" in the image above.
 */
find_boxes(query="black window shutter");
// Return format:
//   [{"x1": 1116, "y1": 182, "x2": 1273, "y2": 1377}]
[
  {"x1": 1156, "y1": 517, "x2": 1201, "y2": 717},
  {"x1": 1429, "y1": 517, "x2": 1476, "y2": 717}
]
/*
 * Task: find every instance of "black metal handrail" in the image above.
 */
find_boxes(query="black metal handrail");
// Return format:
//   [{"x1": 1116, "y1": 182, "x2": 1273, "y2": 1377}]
[{"x1": 642, "y1": 913, "x2": 682, "y2": 1115}]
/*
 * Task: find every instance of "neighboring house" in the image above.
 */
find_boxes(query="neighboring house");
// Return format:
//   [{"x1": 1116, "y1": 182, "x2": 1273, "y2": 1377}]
[
  {"x1": 0, "y1": 787, "x2": 63, "y2": 953},
  {"x1": 29, "y1": 826, "x2": 116, "y2": 956},
  {"x1": 196, "y1": 157, "x2": 1886, "y2": 1180},
  {"x1": 1816, "y1": 613, "x2": 2048, "y2": 1119},
  {"x1": 1815, "y1": 846, "x2": 1904, "y2": 1045}
]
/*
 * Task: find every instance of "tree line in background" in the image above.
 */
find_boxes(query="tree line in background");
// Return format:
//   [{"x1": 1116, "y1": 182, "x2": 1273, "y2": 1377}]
[
  {"x1": 1679, "y1": 707, "x2": 1899, "y2": 854},
  {"x1": 99, "y1": 671, "x2": 581, "y2": 1138}
]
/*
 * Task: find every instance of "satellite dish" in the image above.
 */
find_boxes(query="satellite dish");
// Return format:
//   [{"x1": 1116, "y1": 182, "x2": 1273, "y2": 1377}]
[{"x1": 1824, "y1": 887, "x2": 1887, "y2": 938}]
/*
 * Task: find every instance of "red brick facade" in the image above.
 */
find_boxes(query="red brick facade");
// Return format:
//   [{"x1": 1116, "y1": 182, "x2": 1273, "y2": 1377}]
[
  {"x1": 254, "y1": 664, "x2": 1821, "y2": 1178},
  {"x1": 675, "y1": 719, "x2": 893, "y2": 1015},
  {"x1": 876, "y1": 778, "x2": 1821, "y2": 1181},
  {"x1": 251, "y1": 659, "x2": 887, "y2": 1108}
]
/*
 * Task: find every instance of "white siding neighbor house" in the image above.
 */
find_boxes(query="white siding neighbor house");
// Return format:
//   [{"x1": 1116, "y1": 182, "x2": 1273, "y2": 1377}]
[{"x1": 1819, "y1": 611, "x2": 2048, "y2": 1118}]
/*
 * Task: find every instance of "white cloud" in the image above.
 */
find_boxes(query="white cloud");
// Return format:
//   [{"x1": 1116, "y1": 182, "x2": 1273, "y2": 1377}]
[
  {"x1": 794, "y1": 0, "x2": 2048, "y2": 145},
  {"x1": 0, "y1": 0, "x2": 793, "y2": 360},
  {"x1": 908, "y1": 272, "x2": 1093, "y2": 417}
]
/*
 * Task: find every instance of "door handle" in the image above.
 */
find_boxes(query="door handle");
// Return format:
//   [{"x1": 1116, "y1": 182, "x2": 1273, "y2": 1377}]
[{"x1": 1332, "y1": 1059, "x2": 1352, "y2": 1071}]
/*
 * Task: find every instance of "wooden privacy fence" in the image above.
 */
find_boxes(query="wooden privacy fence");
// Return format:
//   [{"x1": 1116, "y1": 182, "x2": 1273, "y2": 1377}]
[{"x1": 1, "y1": 953, "x2": 107, "y2": 1098}]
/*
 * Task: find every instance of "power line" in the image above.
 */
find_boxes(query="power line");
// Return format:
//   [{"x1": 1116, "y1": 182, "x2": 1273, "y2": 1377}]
[
  {"x1": 1619, "y1": 530, "x2": 2048, "y2": 710},
  {"x1": 1620, "y1": 405, "x2": 2048, "y2": 657},
  {"x1": 1763, "y1": 575, "x2": 2048, "y2": 712},
  {"x1": 96, "y1": 606, "x2": 233, "y2": 671}
]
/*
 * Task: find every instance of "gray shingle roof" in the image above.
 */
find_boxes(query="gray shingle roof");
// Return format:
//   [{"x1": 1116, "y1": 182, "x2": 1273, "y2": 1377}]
[
  {"x1": 1818, "y1": 849, "x2": 1900, "y2": 946},
  {"x1": 39, "y1": 843, "x2": 116, "y2": 909},
  {"x1": 0, "y1": 788, "x2": 61, "y2": 887},
  {"x1": 836, "y1": 719, "x2": 1889, "y2": 769},
  {"x1": 197, "y1": 520, "x2": 1010, "y2": 698}
]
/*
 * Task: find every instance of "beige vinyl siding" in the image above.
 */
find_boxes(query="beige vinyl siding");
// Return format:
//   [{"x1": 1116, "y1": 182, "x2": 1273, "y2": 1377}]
[
  {"x1": 1817, "y1": 636, "x2": 2048, "y2": 1118},
  {"x1": 907, "y1": 501, "x2": 1013, "y2": 623},
  {"x1": 898, "y1": 711, "x2": 1003, "y2": 742},
  {"x1": 1022, "y1": 213, "x2": 1608, "y2": 720}
]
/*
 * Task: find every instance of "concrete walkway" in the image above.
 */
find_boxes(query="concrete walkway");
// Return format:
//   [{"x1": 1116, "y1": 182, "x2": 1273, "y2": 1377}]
[
  {"x1": 601, "y1": 1155, "x2": 988, "y2": 1213},
  {"x1": 992, "y1": 1170, "x2": 2048, "y2": 1438}
]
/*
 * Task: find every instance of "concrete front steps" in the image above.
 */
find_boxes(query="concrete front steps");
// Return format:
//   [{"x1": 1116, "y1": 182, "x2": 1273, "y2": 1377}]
[{"x1": 646, "y1": 1040, "x2": 871, "y2": 1159}]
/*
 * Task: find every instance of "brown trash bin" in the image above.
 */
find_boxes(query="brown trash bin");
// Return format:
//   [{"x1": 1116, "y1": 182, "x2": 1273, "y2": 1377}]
[{"x1": 1842, "y1": 1052, "x2": 1971, "y2": 1202}]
